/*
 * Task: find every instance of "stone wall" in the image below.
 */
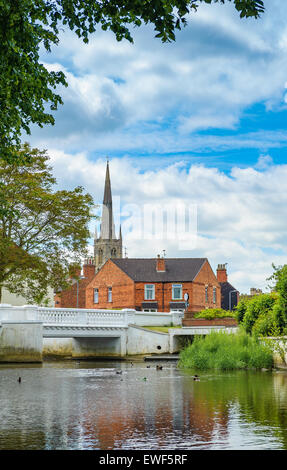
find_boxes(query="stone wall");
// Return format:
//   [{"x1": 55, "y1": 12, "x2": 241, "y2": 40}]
[
  {"x1": 126, "y1": 326, "x2": 170, "y2": 355},
  {"x1": 261, "y1": 337, "x2": 287, "y2": 367},
  {"x1": 0, "y1": 322, "x2": 43, "y2": 362}
]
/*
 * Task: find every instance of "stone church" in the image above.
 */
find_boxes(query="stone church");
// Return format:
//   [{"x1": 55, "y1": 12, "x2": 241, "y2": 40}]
[{"x1": 94, "y1": 160, "x2": 122, "y2": 271}]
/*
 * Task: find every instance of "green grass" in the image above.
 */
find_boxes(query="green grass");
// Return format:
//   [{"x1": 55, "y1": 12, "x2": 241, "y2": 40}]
[
  {"x1": 142, "y1": 326, "x2": 181, "y2": 333},
  {"x1": 178, "y1": 329, "x2": 274, "y2": 371}
]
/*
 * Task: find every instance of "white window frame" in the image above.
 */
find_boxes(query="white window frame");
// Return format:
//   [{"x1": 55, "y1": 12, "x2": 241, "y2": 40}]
[
  {"x1": 172, "y1": 284, "x2": 182, "y2": 300},
  {"x1": 205, "y1": 286, "x2": 208, "y2": 303},
  {"x1": 142, "y1": 309, "x2": 158, "y2": 313},
  {"x1": 94, "y1": 288, "x2": 99, "y2": 304},
  {"x1": 108, "y1": 287, "x2": 112, "y2": 302},
  {"x1": 144, "y1": 284, "x2": 155, "y2": 300}
]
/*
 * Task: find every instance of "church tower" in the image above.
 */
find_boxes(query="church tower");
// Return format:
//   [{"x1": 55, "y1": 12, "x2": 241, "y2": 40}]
[{"x1": 94, "y1": 160, "x2": 122, "y2": 271}]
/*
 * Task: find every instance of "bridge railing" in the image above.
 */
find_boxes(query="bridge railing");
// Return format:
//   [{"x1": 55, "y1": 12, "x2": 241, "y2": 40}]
[
  {"x1": 36, "y1": 307, "x2": 134, "y2": 327},
  {"x1": 0, "y1": 304, "x2": 182, "y2": 328}
]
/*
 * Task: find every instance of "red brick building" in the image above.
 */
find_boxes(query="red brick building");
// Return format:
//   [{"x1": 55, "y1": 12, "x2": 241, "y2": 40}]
[{"x1": 55, "y1": 255, "x2": 222, "y2": 313}]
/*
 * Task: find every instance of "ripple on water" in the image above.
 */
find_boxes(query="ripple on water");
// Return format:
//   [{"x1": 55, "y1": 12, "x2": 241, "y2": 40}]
[{"x1": 0, "y1": 363, "x2": 287, "y2": 450}]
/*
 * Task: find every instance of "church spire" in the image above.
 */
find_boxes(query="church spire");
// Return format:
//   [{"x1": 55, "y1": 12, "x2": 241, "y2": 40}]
[
  {"x1": 100, "y1": 159, "x2": 116, "y2": 240},
  {"x1": 94, "y1": 159, "x2": 122, "y2": 270},
  {"x1": 103, "y1": 159, "x2": 112, "y2": 206}
]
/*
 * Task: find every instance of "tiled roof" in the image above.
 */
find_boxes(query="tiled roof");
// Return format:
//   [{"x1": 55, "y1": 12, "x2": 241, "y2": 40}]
[{"x1": 111, "y1": 258, "x2": 207, "y2": 282}]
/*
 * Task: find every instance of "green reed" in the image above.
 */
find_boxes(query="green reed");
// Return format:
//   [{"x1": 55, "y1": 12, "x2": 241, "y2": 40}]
[{"x1": 178, "y1": 329, "x2": 274, "y2": 370}]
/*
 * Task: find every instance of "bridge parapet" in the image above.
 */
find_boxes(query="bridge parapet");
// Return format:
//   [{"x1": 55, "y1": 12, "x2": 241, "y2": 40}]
[
  {"x1": 37, "y1": 307, "x2": 135, "y2": 327},
  {"x1": 0, "y1": 305, "x2": 183, "y2": 329}
]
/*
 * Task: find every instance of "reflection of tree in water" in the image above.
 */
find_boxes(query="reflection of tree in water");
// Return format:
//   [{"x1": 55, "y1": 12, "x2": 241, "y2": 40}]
[
  {"x1": 182, "y1": 370, "x2": 287, "y2": 448},
  {"x1": 0, "y1": 430, "x2": 47, "y2": 450},
  {"x1": 1, "y1": 366, "x2": 287, "y2": 449}
]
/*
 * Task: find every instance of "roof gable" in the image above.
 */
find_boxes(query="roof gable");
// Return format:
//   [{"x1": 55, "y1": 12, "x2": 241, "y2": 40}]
[{"x1": 86, "y1": 258, "x2": 134, "y2": 288}]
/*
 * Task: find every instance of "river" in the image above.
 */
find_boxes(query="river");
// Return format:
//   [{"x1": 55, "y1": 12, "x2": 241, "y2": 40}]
[{"x1": 0, "y1": 359, "x2": 287, "y2": 450}]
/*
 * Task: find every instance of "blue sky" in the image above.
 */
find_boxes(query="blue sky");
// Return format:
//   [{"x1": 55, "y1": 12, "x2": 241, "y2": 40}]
[{"x1": 27, "y1": 0, "x2": 287, "y2": 294}]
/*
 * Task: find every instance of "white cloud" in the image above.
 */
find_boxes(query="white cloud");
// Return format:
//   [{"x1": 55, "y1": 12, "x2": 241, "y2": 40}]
[
  {"x1": 47, "y1": 149, "x2": 287, "y2": 295},
  {"x1": 255, "y1": 154, "x2": 273, "y2": 169},
  {"x1": 29, "y1": 0, "x2": 287, "y2": 153}
]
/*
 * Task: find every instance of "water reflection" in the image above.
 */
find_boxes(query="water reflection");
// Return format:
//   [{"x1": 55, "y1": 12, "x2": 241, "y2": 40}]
[{"x1": 0, "y1": 361, "x2": 287, "y2": 449}]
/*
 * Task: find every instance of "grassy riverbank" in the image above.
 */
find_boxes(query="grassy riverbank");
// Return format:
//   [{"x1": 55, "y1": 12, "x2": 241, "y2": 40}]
[{"x1": 178, "y1": 330, "x2": 274, "y2": 370}]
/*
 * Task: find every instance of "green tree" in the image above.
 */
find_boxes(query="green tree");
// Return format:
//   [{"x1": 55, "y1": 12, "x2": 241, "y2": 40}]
[
  {"x1": 0, "y1": 142, "x2": 94, "y2": 304},
  {"x1": 0, "y1": 0, "x2": 264, "y2": 161},
  {"x1": 235, "y1": 298, "x2": 248, "y2": 323},
  {"x1": 242, "y1": 293, "x2": 277, "y2": 334},
  {"x1": 268, "y1": 264, "x2": 287, "y2": 325}
]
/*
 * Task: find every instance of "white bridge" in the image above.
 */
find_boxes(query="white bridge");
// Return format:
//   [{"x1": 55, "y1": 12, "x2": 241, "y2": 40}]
[
  {"x1": 36, "y1": 307, "x2": 136, "y2": 337},
  {"x1": 0, "y1": 304, "x2": 236, "y2": 362}
]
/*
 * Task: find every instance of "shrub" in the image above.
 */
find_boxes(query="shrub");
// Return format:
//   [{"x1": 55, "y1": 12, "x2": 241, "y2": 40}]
[
  {"x1": 251, "y1": 302, "x2": 286, "y2": 338},
  {"x1": 272, "y1": 301, "x2": 286, "y2": 333},
  {"x1": 194, "y1": 308, "x2": 235, "y2": 320},
  {"x1": 252, "y1": 313, "x2": 276, "y2": 337},
  {"x1": 237, "y1": 291, "x2": 287, "y2": 337},
  {"x1": 178, "y1": 329, "x2": 273, "y2": 371},
  {"x1": 242, "y1": 293, "x2": 277, "y2": 334},
  {"x1": 236, "y1": 265, "x2": 287, "y2": 337},
  {"x1": 235, "y1": 299, "x2": 248, "y2": 323},
  {"x1": 268, "y1": 264, "x2": 287, "y2": 324}
]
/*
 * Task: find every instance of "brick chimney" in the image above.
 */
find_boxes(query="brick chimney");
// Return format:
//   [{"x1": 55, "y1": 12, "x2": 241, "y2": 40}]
[
  {"x1": 156, "y1": 254, "x2": 166, "y2": 272},
  {"x1": 83, "y1": 257, "x2": 96, "y2": 279},
  {"x1": 217, "y1": 264, "x2": 228, "y2": 283}
]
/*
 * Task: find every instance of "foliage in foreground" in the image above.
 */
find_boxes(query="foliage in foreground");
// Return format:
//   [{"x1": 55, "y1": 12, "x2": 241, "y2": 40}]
[
  {"x1": 194, "y1": 308, "x2": 235, "y2": 320},
  {"x1": 178, "y1": 330, "x2": 273, "y2": 370}
]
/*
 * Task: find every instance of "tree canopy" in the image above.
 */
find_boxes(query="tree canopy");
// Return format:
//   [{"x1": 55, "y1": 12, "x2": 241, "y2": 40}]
[
  {"x1": 0, "y1": 143, "x2": 94, "y2": 304},
  {"x1": 235, "y1": 264, "x2": 287, "y2": 337},
  {"x1": 0, "y1": 0, "x2": 265, "y2": 161}
]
